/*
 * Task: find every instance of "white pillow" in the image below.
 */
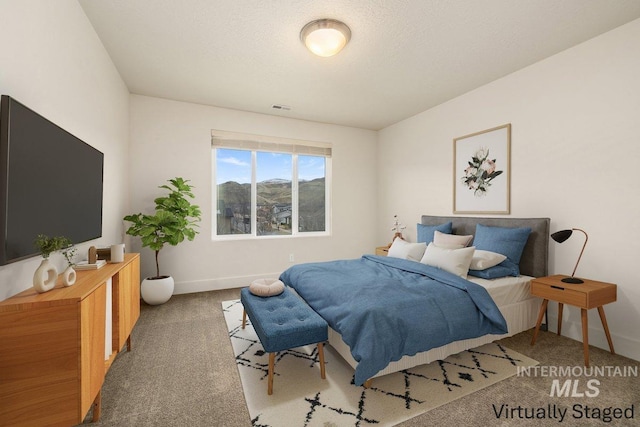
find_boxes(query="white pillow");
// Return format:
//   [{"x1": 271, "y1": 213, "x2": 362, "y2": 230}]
[
  {"x1": 387, "y1": 238, "x2": 427, "y2": 262},
  {"x1": 420, "y1": 243, "x2": 475, "y2": 278},
  {"x1": 469, "y1": 250, "x2": 507, "y2": 271},
  {"x1": 433, "y1": 230, "x2": 473, "y2": 248}
]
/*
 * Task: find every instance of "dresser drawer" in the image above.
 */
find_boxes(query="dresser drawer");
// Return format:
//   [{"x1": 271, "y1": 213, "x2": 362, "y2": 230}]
[{"x1": 531, "y1": 281, "x2": 587, "y2": 307}]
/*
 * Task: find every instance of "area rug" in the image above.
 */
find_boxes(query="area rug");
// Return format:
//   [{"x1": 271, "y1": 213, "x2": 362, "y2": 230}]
[{"x1": 222, "y1": 299, "x2": 538, "y2": 427}]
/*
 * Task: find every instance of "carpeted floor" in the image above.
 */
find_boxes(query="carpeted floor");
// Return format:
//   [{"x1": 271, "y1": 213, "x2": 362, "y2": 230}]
[{"x1": 85, "y1": 289, "x2": 640, "y2": 426}]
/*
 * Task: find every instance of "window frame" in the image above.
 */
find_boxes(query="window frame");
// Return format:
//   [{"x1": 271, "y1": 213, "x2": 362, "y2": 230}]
[{"x1": 211, "y1": 130, "x2": 332, "y2": 240}]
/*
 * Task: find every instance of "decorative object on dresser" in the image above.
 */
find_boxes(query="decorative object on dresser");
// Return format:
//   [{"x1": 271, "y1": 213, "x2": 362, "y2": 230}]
[
  {"x1": 32, "y1": 234, "x2": 71, "y2": 293},
  {"x1": 550, "y1": 228, "x2": 588, "y2": 283},
  {"x1": 0, "y1": 253, "x2": 141, "y2": 426},
  {"x1": 530, "y1": 275, "x2": 616, "y2": 367},
  {"x1": 61, "y1": 242, "x2": 78, "y2": 286},
  {"x1": 124, "y1": 177, "x2": 201, "y2": 305},
  {"x1": 453, "y1": 124, "x2": 511, "y2": 214},
  {"x1": 110, "y1": 243, "x2": 125, "y2": 263}
]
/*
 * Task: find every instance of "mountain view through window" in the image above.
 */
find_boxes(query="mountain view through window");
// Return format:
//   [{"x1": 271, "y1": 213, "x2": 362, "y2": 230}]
[{"x1": 215, "y1": 148, "x2": 326, "y2": 237}]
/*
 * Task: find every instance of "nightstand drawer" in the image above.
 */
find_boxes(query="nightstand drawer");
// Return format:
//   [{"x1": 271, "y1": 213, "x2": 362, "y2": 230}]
[
  {"x1": 375, "y1": 246, "x2": 389, "y2": 256},
  {"x1": 531, "y1": 282, "x2": 587, "y2": 307}
]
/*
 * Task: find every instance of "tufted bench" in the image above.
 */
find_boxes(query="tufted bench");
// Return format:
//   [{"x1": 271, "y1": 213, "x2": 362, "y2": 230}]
[{"x1": 240, "y1": 287, "x2": 328, "y2": 395}]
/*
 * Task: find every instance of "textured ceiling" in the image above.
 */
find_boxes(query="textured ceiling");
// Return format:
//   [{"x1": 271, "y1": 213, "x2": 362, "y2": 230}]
[{"x1": 78, "y1": 0, "x2": 640, "y2": 130}]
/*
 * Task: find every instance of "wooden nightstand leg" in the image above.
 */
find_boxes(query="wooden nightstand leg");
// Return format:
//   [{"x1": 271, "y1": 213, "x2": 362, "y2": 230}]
[
  {"x1": 531, "y1": 299, "x2": 549, "y2": 345},
  {"x1": 557, "y1": 303, "x2": 564, "y2": 336},
  {"x1": 597, "y1": 306, "x2": 615, "y2": 354},
  {"x1": 581, "y1": 309, "x2": 589, "y2": 367}
]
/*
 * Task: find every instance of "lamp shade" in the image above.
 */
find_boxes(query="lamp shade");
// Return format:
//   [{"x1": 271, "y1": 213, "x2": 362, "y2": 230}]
[
  {"x1": 551, "y1": 229, "x2": 573, "y2": 243},
  {"x1": 301, "y1": 19, "x2": 351, "y2": 57}
]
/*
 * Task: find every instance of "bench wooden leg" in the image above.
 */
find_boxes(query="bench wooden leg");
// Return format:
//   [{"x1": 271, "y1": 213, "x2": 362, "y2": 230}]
[
  {"x1": 363, "y1": 379, "x2": 372, "y2": 388},
  {"x1": 268, "y1": 352, "x2": 275, "y2": 395},
  {"x1": 242, "y1": 309, "x2": 247, "y2": 329},
  {"x1": 318, "y1": 343, "x2": 326, "y2": 379}
]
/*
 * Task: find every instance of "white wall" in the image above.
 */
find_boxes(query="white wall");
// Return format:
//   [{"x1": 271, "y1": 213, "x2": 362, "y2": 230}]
[
  {"x1": 378, "y1": 19, "x2": 640, "y2": 361},
  {"x1": 129, "y1": 95, "x2": 378, "y2": 293},
  {"x1": 0, "y1": 0, "x2": 130, "y2": 300}
]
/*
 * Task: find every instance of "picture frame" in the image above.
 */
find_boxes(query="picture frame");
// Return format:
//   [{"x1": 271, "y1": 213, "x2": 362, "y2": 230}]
[{"x1": 453, "y1": 124, "x2": 511, "y2": 214}]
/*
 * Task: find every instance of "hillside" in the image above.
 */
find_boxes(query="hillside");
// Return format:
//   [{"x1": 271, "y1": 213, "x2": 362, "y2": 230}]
[{"x1": 217, "y1": 178, "x2": 325, "y2": 232}]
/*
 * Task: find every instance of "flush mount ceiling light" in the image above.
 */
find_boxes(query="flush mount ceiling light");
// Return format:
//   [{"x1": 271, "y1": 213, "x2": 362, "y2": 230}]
[{"x1": 300, "y1": 19, "x2": 351, "y2": 57}]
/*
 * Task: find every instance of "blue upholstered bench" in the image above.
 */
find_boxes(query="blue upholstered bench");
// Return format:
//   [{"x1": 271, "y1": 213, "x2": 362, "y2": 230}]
[{"x1": 240, "y1": 287, "x2": 328, "y2": 395}]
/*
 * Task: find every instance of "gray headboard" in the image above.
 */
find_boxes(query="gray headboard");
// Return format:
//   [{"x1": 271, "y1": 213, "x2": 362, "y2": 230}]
[{"x1": 420, "y1": 215, "x2": 550, "y2": 278}]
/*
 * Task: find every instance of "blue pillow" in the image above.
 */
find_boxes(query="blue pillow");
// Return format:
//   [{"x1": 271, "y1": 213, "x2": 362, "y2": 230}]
[
  {"x1": 417, "y1": 222, "x2": 452, "y2": 244},
  {"x1": 468, "y1": 260, "x2": 519, "y2": 279},
  {"x1": 472, "y1": 224, "x2": 531, "y2": 276}
]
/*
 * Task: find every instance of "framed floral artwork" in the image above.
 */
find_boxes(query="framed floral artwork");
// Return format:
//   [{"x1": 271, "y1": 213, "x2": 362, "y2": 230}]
[{"x1": 453, "y1": 124, "x2": 511, "y2": 214}]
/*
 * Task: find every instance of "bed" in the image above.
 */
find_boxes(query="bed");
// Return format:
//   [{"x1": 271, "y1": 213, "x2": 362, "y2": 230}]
[{"x1": 280, "y1": 215, "x2": 549, "y2": 385}]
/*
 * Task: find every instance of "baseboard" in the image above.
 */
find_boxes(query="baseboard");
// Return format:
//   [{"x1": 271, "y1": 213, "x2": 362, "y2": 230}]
[
  {"x1": 547, "y1": 314, "x2": 640, "y2": 363},
  {"x1": 173, "y1": 273, "x2": 283, "y2": 295}
]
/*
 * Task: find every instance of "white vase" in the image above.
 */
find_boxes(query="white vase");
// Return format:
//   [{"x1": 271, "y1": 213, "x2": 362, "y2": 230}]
[
  {"x1": 33, "y1": 258, "x2": 58, "y2": 293},
  {"x1": 63, "y1": 266, "x2": 77, "y2": 287},
  {"x1": 140, "y1": 276, "x2": 174, "y2": 305}
]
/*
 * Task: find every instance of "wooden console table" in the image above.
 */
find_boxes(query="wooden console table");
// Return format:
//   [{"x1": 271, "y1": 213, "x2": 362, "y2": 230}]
[{"x1": 0, "y1": 253, "x2": 140, "y2": 427}]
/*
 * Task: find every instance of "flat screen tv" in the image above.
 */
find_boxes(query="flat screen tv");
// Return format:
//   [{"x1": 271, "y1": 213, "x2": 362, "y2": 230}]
[{"x1": 0, "y1": 95, "x2": 103, "y2": 265}]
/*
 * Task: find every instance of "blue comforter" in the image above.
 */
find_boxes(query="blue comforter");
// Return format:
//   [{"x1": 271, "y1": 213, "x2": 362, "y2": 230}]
[{"x1": 279, "y1": 255, "x2": 508, "y2": 385}]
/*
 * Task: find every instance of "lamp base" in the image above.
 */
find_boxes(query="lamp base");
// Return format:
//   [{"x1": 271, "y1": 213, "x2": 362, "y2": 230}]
[{"x1": 561, "y1": 276, "x2": 584, "y2": 284}]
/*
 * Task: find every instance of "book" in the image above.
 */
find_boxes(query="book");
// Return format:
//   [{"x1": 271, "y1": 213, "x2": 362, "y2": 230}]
[{"x1": 74, "y1": 259, "x2": 107, "y2": 270}]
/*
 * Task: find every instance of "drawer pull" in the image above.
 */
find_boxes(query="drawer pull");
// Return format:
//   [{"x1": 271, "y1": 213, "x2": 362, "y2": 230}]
[{"x1": 551, "y1": 285, "x2": 565, "y2": 290}]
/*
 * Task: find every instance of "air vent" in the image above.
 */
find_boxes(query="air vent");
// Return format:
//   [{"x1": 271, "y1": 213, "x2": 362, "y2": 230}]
[{"x1": 271, "y1": 104, "x2": 291, "y2": 111}]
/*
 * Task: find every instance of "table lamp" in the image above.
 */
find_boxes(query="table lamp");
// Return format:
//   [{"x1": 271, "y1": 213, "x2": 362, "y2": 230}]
[{"x1": 551, "y1": 228, "x2": 588, "y2": 284}]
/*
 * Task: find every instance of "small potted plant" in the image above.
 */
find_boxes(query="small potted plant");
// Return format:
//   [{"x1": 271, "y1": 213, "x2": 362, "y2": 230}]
[
  {"x1": 124, "y1": 177, "x2": 201, "y2": 305},
  {"x1": 33, "y1": 234, "x2": 71, "y2": 293}
]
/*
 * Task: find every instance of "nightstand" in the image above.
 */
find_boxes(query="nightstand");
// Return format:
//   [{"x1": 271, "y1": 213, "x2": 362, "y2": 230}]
[
  {"x1": 530, "y1": 275, "x2": 616, "y2": 367},
  {"x1": 375, "y1": 246, "x2": 389, "y2": 256}
]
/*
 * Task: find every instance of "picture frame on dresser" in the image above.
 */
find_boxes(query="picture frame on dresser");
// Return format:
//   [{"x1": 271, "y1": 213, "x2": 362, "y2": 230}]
[{"x1": 453, "y1": 123, "x2": 511, "y2": 214}]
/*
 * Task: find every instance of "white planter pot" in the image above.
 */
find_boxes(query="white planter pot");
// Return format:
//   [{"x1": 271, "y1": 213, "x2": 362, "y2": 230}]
[
  {"x1": 63, "y1": 266, "x2": 77, "y2": 287},
  {"x1": 141, "y1": 276, "x2": 174, "y2": 305},
  {"x1": 33, "y1": 258, "x2": 58, "y2": 293}
]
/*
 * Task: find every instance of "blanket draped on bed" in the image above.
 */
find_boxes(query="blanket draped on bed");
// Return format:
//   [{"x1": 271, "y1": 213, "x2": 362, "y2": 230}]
[{"x1": 279, "y1": 255, "x2": 508, "y2": 385}]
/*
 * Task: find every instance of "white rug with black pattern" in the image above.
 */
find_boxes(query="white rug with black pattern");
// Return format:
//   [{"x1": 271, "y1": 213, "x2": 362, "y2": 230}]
[{"x1": 222, "y1": 299, "x2": 537, "y2": 427}]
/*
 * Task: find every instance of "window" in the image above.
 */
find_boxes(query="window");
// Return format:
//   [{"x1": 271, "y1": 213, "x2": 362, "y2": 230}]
[{"x1": 212, "y1": 130, "x2": 331, "y2": 238}]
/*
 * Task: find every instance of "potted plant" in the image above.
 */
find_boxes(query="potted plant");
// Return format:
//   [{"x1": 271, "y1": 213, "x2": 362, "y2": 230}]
[
  {"x1": 33, "y1": 234, "x2": 71, "y2": 293},
  {"x1": 124, "y1": 177, "x2": 201, "y2": 305}
]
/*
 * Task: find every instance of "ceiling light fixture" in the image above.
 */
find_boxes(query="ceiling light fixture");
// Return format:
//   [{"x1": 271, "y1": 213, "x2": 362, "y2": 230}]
[{"x1": 300, "y1": 19, "x2": 351, "y2": 57}]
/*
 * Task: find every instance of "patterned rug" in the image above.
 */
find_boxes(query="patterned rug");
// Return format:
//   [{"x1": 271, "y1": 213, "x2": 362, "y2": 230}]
[{"x1": 222, "y1": 299, "x2": 538, "y2": 427}]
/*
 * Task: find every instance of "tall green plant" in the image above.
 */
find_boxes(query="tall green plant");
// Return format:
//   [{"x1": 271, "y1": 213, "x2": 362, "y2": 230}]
[{"x1": 124, "y1": 177, "x2": 201, "y2": 278}]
